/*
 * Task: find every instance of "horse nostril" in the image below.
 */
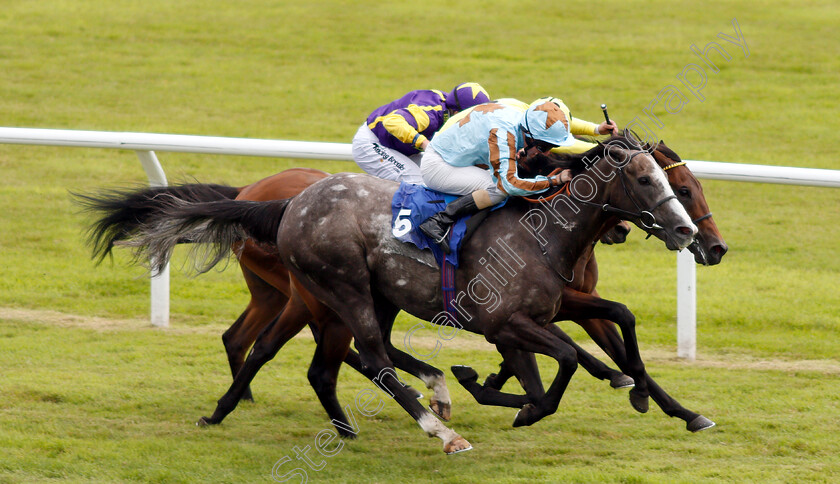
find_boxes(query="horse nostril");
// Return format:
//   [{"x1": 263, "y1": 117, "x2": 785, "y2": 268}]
[
  {"x1": 712, "y1": 244, "x2": 728, "y2": 256},
  {"x1": 677, "y1": 226, "x2": 694, "y2": 235}
]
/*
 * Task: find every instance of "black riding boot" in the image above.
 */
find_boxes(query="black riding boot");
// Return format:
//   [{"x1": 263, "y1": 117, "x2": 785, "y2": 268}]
[{"x1": 418, "y1": 193, "x2": 480, "y2": 254}]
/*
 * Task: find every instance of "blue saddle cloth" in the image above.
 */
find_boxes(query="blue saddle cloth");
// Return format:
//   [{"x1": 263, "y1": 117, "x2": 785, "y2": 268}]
[
  {"x1": 390, "y1": 183, "x2": 470, "y2": 267},
  {"x1": 390, "y1": 183, "x2": 505, "y2": 322}
]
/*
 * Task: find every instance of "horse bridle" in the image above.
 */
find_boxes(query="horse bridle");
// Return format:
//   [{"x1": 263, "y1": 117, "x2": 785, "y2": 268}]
[
  {"x1": 528, "y1": 149, "x2": 670, "y2": 284},
  {"x1": 569, "y1": 150, "x2": 676, "y2": 231},
  {"x1": 661, "y1": 160, "x2": 714, "y2": 226},
  {"x1": 527, "y1": 149, "x2": 673, "y2": 283},
  {"x1": 659, "y1": 159, "x2": 714, "y2": 260}
]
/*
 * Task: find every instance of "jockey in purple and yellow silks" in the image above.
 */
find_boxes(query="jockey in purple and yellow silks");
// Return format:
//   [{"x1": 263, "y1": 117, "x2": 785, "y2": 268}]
[
  {"x1": 418, "y1": 97, "x2": 618, "y2": 253},
  {"x1": 352, "y1": 83, "x2": 491, "y2": 184}
]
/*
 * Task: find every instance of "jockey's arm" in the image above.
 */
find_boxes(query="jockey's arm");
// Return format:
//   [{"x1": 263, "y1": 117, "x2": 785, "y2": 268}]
[
  {"x1": 491, "y1": 130, "x2": 553, "y2": 197},
  {"x1": 550, "y1": 117, "x2": 607, "y2": 155},
  {"x1": 550, "y1": 138, "x2": 598, "y2": 155},
  {"x1": 379, "y1": 106, "x2": 434, "y2": 151},
  {"x1": 570, "y1": 118, "x2": 601, "y2": 137},
  {"x1": 571, "y1": 116, "x2": 618, "y2": 137}
]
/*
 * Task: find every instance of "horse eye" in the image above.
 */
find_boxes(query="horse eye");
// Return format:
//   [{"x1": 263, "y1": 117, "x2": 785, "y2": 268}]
[
  {"x1": 678, "y1": 187, "x2": 691, "y2": 197},
  {"x1": 637, "y1": 176, "x2": 650, "y2": 185}
]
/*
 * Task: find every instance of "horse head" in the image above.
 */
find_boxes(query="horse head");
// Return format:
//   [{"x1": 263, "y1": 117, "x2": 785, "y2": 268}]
[
  {"x1": 579, "y1": 134, "x2": 697, "y2": 251},
  {"x1": 648, "y1": 140, "x2": 728, "y2": 265}
]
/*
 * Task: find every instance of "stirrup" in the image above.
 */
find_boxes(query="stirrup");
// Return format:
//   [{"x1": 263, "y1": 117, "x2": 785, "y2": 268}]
[{"x1": 431, "y1": 225, "x2": 452, "y2": 244}]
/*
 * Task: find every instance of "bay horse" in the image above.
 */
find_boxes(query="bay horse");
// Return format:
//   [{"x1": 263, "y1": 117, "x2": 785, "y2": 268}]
[{"x1": 86, "y1": 134, "x2": 699, "y2": 453}]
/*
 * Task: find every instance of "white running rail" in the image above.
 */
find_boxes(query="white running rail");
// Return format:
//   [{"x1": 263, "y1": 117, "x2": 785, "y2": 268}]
[{"x1": 1, "y1": 127, "x2": 838, "y2": 359}]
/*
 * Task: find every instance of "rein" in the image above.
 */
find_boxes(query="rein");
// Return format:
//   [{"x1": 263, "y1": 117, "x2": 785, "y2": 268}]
[
  {"x1": 522, "y1": 168, "x2": 570, "y2": 204},
  {"x1": 521, "y1": 150, "x2": 676, "y2": 230},
  {"x1": 523, "y1": 213, "x2": 575, "y2": 284}
]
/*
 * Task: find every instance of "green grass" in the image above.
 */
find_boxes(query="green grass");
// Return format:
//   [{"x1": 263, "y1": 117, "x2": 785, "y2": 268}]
[
  {"x1": 1, "y1": 0, "x2": 839, "y2": 482},
  {"x1": 1, "y1": 319, "x2": 839, "y2": 483}
]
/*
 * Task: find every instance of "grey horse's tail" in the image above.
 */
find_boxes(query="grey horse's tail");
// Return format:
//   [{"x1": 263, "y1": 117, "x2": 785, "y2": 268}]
[
  {"x1": 74, "y1": 183, "x2": 241, "y2": 264},
  {"x1": 119, "y1": 197, "x2": 292, "y2": 275}
]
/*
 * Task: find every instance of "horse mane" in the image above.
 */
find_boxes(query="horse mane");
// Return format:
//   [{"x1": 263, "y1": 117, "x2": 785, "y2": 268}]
[
  {"x1": 650, "y1": 139, "x2": 681, "y2": 163},
  {"x1": 521, "y1": 130, "x2": 645, "y2": 179}
]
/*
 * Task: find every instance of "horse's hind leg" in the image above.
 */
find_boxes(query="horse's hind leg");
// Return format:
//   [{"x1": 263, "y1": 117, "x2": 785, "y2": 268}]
[
  {"x1": 293, "y1": 273, "x2": 471, "y2": 453},
  {"x1": 355, "y1": 333, "x2": 471, "y2": 454},
  {"x1": 307, "y1": 316, "x2": 356, "y2": 438},
  {"x1": 221, "y1": 308, "x2": 257, "y2": 401},
  {"x1": 371, "y1": 297, "x2": 451, "y2": 420},
  {"x1": 397, "y1": 345, "x2": 452, "y2": 420},
  {"x1": 340, "y1": 347, "x2": 426, "y2": 401},
  {"x1": 222, "y1": 254, "x2": 290, "y2": 401},
  {"x1": 221, "y1": 297, "x2": 285, "y2": 401},
  {"x1": 575, "y1": 317, "x2": 714, "y2": 431},
  {"x1": 198, "y1": 289, "x2": 310, "y2": 426}
]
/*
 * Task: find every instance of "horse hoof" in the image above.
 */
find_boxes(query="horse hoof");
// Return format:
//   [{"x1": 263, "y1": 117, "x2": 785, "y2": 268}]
[
  {"x1": 450, "y1": 365, "x2": 478, "y2": 384},
  {"x1": 336, "y1": 427, "x2": 359, "y2": 439},
  {"x1": 687, "y1": 415, "x2": 716, "y2": 432},
  {"x1": 430, "y1": 400, "x2": 452, "y2": 422},
  {"x1": 196, "y1": 416, "x2": 216, "y2": 427},
  {"x1": 610, "y1": 374, "x2": 635, "y2": 389},
  {"x1": 483, "y1": 373, "x2": 503, "y2": 390},
  {"x1": 444, "y1": 436, "x2": 473, "y2": 454},
  {"x1": 629, "y1": 391, "x2": 649, "y2": 413},
  {"x1": 512, "y1": 403, "x2": 541, "y2": 427}
]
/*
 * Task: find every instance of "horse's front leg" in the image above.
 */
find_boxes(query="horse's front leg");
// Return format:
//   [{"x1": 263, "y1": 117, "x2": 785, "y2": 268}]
[
  {"x1": 483, "y1": 328, "x2": 631, "y2": 391},
  {"x1": 575, "y1": 316, "x2": 715, "y2": 431},
  {"x1": 450, "y1": 347, "x2": 539, "y2": 409},
  {"x1": 546, "y1": 325, "x2": 634, "y2": 389},
  {"x1": 554, "y1": 288, "x2": 650, "y2": 412}
]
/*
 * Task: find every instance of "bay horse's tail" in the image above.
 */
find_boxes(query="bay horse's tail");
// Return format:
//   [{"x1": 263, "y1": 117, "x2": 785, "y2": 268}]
[
  {"x1": 74, "y1": 183, "x2": 241, "y2": 264},
  {"x1": 115, "y1": 197, "x2": 291, "y2": 275}
]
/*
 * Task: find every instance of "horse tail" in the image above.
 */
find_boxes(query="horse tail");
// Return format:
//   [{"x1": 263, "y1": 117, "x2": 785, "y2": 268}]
[
  {"x1": 74, "y1": 183, "x2": 240, "y2": 263},
  {"x1": 120, "y1": 197, "x2": 292, "y2": 275}
]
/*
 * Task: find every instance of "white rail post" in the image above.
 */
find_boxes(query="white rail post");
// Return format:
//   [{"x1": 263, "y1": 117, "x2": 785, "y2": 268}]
[
  {"x1": 676, "y1": 249, "x2": 696, "y2": 360},
  {"x1": 135, "y1": 150, "x2": 170, "y2": 328}
]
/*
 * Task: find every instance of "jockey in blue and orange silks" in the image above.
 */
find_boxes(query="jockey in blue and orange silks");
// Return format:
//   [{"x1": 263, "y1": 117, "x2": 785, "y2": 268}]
[
  {"x1": 418, "y1": 97, "x2": 618, "y2": 253},
  {"x1": 352, "y1": 83, "x2": 491, "y2": 184}
]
